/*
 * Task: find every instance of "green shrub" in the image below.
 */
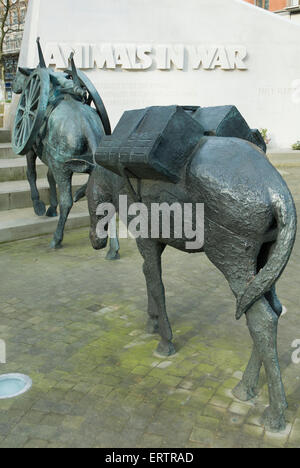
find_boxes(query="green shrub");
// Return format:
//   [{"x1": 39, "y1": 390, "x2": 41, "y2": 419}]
[
  {"x1": 292, "y1": 141, "x2": 300, "y2": 150},
  {"x1": 260, "y1": 128, "x2": 271, "y2": 146}
]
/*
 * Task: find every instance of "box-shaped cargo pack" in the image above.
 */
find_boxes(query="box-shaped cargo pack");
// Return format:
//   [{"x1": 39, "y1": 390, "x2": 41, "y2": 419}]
[
  {"x1": 192, "y1": 106, "x2": 266, "y2": 152},
  {"x1": 95, "y1": 105, "x2": 204, "y2": 183}
]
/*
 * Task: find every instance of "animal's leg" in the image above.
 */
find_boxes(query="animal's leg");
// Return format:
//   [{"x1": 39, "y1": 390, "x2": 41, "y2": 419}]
[
  {"x1": 262, "y1": 241, "x2": 283, "y2": 317},
  {"x1": 236, "y1": 247, "x2": 284, "y2": 401},
  {"x1": 232, "y1": 289, "x2": 283, "y2": 403},
  {"x1": 141, "y1": 241, "x2": 163, "y2": 335},
  {"x1": 137, "y1": 240, "x2": 175, "y2": 356},
  {"x1": 46, "y1": 169, "x2": 58, "y2": 217},
  {"x1": 204, "y1": 217, "x2": 287, "y2": 432},
  {"x1": 106, "y1": 214, "x2": 120, "y2": 261},
  {"x1": 26, "y1": 150, "x2": 46, "y2": 216},
  {"x1": 204, "y1": 224, "x2": 265, "y2": 403},
  {"x1": 265, "y1": 285, "x2": 283, "y2": 318},
  {"x1": 247, "y1": 297, "x2": 287, "y2": 432},
  {"x1": 50, "y1": 172, "x2": 73, "y2": 249},
  {"x1": 233, "y1": 346, "x2": 262, "y2": 401},
  {"x1": 234, "y1": 284, "x2": 284, "y2": 401},
  {"x1": 234, "y1": 261, "x2": 283, "y2": 401}
]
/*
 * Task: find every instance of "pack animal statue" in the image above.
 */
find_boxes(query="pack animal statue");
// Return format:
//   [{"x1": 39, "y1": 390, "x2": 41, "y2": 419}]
[
  {"x1": 12, "y1": 38, "x2": 120, "y2": 259},
  {"x1": 67, "y1": 105, "x2": 297, "y2": 433}
]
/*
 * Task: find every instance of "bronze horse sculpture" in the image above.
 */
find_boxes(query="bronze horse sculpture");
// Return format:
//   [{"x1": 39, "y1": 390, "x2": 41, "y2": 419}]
[
  {"x1": 12, "y1": 39, "x2": 120, "y2": 258},
  {"x1": 67, "y1": 105, "x2": 297, "y2": 433}
]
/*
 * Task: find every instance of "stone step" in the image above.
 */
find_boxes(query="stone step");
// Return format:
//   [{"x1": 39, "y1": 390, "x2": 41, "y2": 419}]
[
  {"x1": 268, "y1": 150, "x2": 300, "y2": 168},
  {"x1": 0, "y1": 201, "x2": 89, "y2": 244},
  {"x1": 0, "y1": 143, "x2": 19, "y2": 159},
  {"x1": 0, "y1": 174, "x2": 88, "y2": 212},
  {"x1": 0, "y1": 129, "x2": 11, "y2": 143},
  {"x1": 0, "y1": 158, "x2": 47, "y2": 182},
  {"x1": 0, "y1": 104, "x2": 5, "y2": 129}
]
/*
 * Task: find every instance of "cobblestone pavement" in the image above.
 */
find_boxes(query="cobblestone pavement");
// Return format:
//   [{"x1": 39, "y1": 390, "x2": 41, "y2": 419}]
[{"x1": 0, "y1": 168, "x2": 299, "y2": 448}]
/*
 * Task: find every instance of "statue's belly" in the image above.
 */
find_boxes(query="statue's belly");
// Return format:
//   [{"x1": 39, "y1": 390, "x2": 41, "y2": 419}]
[{"x1": 118, "y1": 179, "x2": 205, "y2": 253}]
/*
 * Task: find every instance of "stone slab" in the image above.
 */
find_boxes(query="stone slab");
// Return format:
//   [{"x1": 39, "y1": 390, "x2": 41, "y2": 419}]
[
  {"x1": 0, "y1": 144, "x2": 19, "y2": 160},
  {"x1": 268, "y1": 150, "x2": 300, "y2": 168},
  {"x1": 0, "y1": 130, "x2": 11, "y2": 144},
  {"x1": 0, "y1": 159, "x2": 47, "y2": 182},
  {"x1": 0, "y1": 201, "x2": 89, "y2": 243},
  {"x1": 0, "y1": 174, "x2": 88, "y2": 211}
]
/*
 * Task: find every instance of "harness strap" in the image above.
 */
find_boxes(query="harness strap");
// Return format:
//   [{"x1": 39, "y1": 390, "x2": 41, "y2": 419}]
[
  {"x1": 118, "y1": 164, "x2": 142, "y2": 203},
  {"x1": 34, "y1": 93, "x2": 65, "y2": 155}
]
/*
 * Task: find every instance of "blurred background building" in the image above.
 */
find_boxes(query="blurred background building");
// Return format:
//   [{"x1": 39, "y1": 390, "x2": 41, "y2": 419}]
[
  {"x1": 0, "y1": 0, "x2": 28, "y2": 101},
  {"x1": 244, "y1": 0, "x2": 300, "y2": 21}
]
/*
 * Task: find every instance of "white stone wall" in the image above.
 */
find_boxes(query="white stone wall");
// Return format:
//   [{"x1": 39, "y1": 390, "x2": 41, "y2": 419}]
[{"x1": 17, "y1": 0, "x2": 300, "y2": 149}]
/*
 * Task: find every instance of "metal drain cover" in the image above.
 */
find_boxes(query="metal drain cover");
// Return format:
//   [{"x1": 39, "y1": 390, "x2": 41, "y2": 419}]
[{"x1": 0, "y1": 374, "x2": 32, "y2": 399}]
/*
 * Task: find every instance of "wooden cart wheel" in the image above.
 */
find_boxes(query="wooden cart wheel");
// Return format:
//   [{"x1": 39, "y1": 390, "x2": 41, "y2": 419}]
[
  {"x1": 65, "y1": 68, "x2": 111, "y2": 135},
  {"x1": 12, "y1": 68, "x2": 50, "y2": 155}
]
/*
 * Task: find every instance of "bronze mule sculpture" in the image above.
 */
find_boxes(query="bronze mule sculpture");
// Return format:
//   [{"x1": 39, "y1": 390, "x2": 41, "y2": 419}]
[
  {"x1": 67, "y1": 113, "x2": 297, "y2": 432},
  {"x1": 12, "y1": 40, "x2": 120, "y2": 258}
]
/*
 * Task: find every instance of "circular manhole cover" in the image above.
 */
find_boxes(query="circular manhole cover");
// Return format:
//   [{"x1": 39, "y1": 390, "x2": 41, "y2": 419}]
[{"x1": 0, "y1": 374, "x2": 32, "y2": 399}]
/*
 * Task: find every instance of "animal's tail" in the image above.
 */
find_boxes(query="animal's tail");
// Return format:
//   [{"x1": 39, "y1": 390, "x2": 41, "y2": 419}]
[{"x1": 236, "y1": 187, "x2": 297, "y2": 319}]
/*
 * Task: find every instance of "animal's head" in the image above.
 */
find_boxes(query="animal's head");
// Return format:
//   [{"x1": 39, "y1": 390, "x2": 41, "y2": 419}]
[
  {"x1": 65, "y1": 159, "x2": 109, "y2": 250},
  {"x1": 13, "y1": 38, "x2": 47, "y2": 94},
  {"x1": 12, "y1": 67, "x2": 34, "y2": 94}
]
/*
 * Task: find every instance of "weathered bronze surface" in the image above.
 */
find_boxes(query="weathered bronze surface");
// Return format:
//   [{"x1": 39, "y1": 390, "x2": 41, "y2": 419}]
[
  {"x1": 12, "y1": 39, "x2": 119, "y2": 259},
  {"x1": 68, "y1": 104, "x2": 297, "y2": 433}
]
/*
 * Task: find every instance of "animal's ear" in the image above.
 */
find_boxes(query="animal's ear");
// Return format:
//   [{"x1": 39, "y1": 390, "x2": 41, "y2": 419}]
[
  {"x1": 65, "y1": 159, "x2": 95, "y2": 174},
  {"x1": 18, "y1": 67, "x2": 33, "y2": 76}
]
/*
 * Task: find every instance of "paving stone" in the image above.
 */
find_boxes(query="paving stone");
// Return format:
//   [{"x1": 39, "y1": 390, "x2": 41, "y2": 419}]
[
  {"x1": 195, "y1": 415, "x2": 219, "y2": 431},
  {"x1": 41, "y1": 413, "x2": 66, "y2": 427},
  {"x1": 1, "y1": 433, "x2": 29, "y2": 448},
  {"x1": 287, "y1": 418, "x2": 300, "y2": 448},
  {"x1": 23, "y1": 439, "x2": 49, "y2": 448},
  {"x1": 20, "y1": 410, "x2": 45, "y2": 425},
  {"x1": 209, "y1": 395, "x2": 232, "y2": 409},
  {"x1": 61, "y1": 415, "x2": 85, "y2": 430},
  {"x1": 202, "y1": 404, "x2": 227, "y2": 420},
  {"x1": 243, "y1": 424, "x2": 264, "y2": 438},
  {"x1": 190, "y1": 387, "x2": 214, "y2": 405},
  {"x1": 189, "y1": 427, "x2": 215, "y2": 446},
  {"x1": 137, "y1": 433, "x2": 164, "y2": 448},
  {"x1": 229, "y1": 402, "x2": 251, "y2": 416},
  {"x1": 264, "y1": 426, "x2": 292, "y2": 448},
  {"x1": 118, "y1": 428, "x2": 143, "y2": 447}
]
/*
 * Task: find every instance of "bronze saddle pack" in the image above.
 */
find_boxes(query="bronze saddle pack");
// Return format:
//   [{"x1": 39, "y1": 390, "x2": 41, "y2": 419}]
[{"x1": 94, "y1": 105, "x2": 266, "y2": 185}]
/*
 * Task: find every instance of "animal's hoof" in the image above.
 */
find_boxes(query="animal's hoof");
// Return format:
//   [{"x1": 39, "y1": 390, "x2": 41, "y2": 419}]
[
  {"x1": 33, "y1": 200, "x2": 46, "y2": 216},
  {"x1": 105, "y1": 250, "x2": 120, "y2": 261},
  {"x1": 156, "y1": 340, "x2": 176, "y2": 357},
  {"x1": 261, "y1": 406, "x2": 287, "y2": 433},
  {"x1": 146, "y1": 318, "x2": 159, "y2": 334},
  {"x1": 50, "y1": 239, "x2": 63, "y2": 250},
  {"x1": 232, "y1": 381, "x2": 258, "y2": 402},
  {"x1": 46, "y1": 206, "x2": 58, "y2": 218}
]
